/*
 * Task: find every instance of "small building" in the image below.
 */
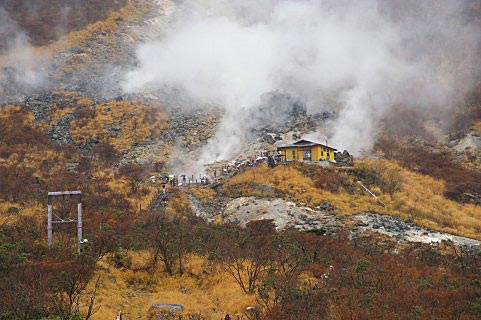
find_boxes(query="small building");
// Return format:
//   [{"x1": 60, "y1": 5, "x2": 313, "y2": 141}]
[{"x1": 277, "y1": 139, "x2": 337, "y2": 162}]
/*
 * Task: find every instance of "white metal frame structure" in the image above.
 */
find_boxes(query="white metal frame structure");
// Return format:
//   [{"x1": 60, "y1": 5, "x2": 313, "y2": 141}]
[{"x1": 47, "y1": 191, "x2": 83, "y2": 253}]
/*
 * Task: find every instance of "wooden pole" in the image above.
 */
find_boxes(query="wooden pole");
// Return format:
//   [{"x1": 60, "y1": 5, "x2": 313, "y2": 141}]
[
  {"x1": 77, "y1": 194, "x2": 83, "y2": 253},
  {"x1": 47, "y1": 191, "x2": 83, "y2": 252},
  {"x1": 357, "y1": 181, "x2": 386, "y2": 207},
  {"x1": 47, "y1": 195, "x2": 52, "y2": 247}
]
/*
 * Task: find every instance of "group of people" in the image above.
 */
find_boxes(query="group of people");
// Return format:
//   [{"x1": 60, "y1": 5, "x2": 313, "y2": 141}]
[
  {"x1": 222, "y1": 155, "x2": 270, "y2": 174},
  {"x1": 157, "y1": 173, "x2": 211, "y2": 207},
  {"x1": 162, "y1": 174, "x2": 210, "y2": 187}
]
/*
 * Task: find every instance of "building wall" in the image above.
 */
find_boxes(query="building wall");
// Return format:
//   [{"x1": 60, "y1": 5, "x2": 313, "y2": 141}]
[
  {"x1": 283, "y1": 147, "x2": 297, "y2": 160},
  {"x1": 317, "y1": 146, "x2": 335, "y2": 161},
  {"x1": 280, "y1": 146, "x2": 335, "y2": 161}
]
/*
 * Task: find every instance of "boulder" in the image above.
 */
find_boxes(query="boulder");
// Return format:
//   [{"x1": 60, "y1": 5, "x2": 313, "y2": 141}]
[
  {"x1": 261, "y1": 134, "x2": 276, "y2": 145},
  {"x1": 334, "y1": 150, "x2": 353, "y2": 166},
  {"x1": 148, "y1": 303, "x2": 184, "y2": 320},
  {"x1": 453, "y1": 132, "x2": 481, "y2": 152}
]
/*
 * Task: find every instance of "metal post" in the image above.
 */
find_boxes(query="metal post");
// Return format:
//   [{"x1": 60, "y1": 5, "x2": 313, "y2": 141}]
[
  {"x1": 77, "y1": 194, "x2": 82, "y2": 254},
  {"x1": 47, "y1": 195, "x2": 52, "y2": 247}
]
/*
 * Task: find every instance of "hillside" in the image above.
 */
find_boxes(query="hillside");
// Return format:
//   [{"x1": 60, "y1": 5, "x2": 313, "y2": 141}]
[
  {"x1": 1, "y1": 0, "x2": 128, "y2": 47},
  {"x1": 0, "y1": 0, "x2": 481, "y2": 319}
]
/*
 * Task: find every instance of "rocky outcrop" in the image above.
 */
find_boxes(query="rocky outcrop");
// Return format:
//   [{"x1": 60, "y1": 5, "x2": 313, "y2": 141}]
[
  {"x1": 256, "y1": 91, "x2": 307, "y2": 126},
  {"x1": 45, "y1": 113, "x2": 75, "y2": 144},
  {"x1": 452, "y1": 132, "x2": 481, "y2": 153},
  {"x1": 216, "y1": 196, "x2": 481, "y2": 250},
  {"x1": 223, "y1": 197, "x2": 341, "y2": 235},
  {"x1": 185, "y1": 192, "x2": 221, "y2": 223},
  {"x1": 254, "y1": 111, "x2": 334, "y2": 140},
  {"x1": 118, "y1": 132, "x2": 184, "y2": 166},
  {"x1": 165, "y1": 108, "x2": 221, "y2": 151},
  {"x1": 335, "y1": 150, "x2": 354, "y2": 166},
  {"x1": 23, "y1": 95, "x2": 52, "y2": 123},
  {"x1": 50, "y1": 1, "x2": 166, "y2": 100},
  {"x1": 148, "y1": 303, "x2": 184, "y2": 320},
  {"x1": 352, "y1": 213, "x2": 481, "y2": 249}
]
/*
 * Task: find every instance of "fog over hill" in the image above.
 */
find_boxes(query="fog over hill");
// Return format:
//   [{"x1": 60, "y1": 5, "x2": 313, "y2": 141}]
[
  {"x1": 0, "y1": 0, "x2": 129, "y2": 98},
  {"x1": 0, "y1": 0, "x2": 127, "y2": 46},
  {"x1": 0, "y1": 7, "x2": 47, "y2": 95},
  {"x1": 123, "y1": 0, "x2": 481, "y2": 161},
  {"x1": 1, "y1": 2, "x2": 481, "y2": 319}
]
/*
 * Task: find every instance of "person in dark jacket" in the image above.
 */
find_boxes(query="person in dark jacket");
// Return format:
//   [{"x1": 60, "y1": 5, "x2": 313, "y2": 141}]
[{"x1": 224, "y1": 314, "x2": 231, "y2": 320}]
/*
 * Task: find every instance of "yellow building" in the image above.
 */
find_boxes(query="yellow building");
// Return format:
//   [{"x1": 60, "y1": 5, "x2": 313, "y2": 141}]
[{"x1": 277, "y1": 139, "x2": 337, "y2": 162}]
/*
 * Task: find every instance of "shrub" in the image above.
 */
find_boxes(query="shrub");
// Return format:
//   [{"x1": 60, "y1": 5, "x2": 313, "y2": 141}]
[
  {"x1": 124, "y1": 270, "x2": 155, "y2": 288},
  {"x1": 109, "y1": 247, "x2": 132, "y2": 269},
  {"x1": 6, "y1": 207, "x2": 19, "y2": 214},
  {"x1": 93, "y1": 141, "x2": 118, "y2": 163},
  {"x1": 354, "y1": 161, "x2": 403, "y2": 197},
  {"x1": 376, "y1": 138, "x2": 481, "y2": 202}
]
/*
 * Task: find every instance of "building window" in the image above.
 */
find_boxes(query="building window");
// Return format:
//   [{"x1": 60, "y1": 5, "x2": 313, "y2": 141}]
[
  {"x1": 292, "y1": 150, "x2": 296, "y2": 159},
  {"x1": 304, "y1": 150, "x2": 311, "y2": 160}
]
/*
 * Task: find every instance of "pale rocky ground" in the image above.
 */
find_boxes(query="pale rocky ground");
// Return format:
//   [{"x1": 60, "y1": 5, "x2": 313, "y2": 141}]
[
  {"x1": 452, "y1": 132, "x2": 481, "y2": 153},
  {"x1": 215, "y1": 196, "x2": 481, "y2": 250},
  {"x1": 352, "y1": 212, "x2": 481, "y2": 249}
]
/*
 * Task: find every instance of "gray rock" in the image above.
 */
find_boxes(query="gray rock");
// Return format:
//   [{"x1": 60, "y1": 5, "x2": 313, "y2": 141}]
[
  {"x1": 45, "y1": 113, "x2": 75, "y2": 144},
  {"x1": 149, "y1": 303, "x2": 184, "y2": 319},
  {"x1": 261, "y1": 134, "x2": 276, "y2": 144},
  {"x1": 453, "y1": 132, "x2": 481, "y2": 152},
  {"x1": 319, "y1": 202, "x2": 337, "y2": 211},
  {"x1": 66, "y1": 163, "x2": 79, "y2": 173},
  {"x1": 334, "y1": 150, "x2": 354, "y2": 166}
]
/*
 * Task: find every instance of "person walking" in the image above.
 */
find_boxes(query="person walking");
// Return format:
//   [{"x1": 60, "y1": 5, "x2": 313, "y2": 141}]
[
  {"x1": 162, "y1": 182, "x2": 166, "y2": 194},
  {"x1": 161, "y1": 194, "x2": 168, "y2": 206}
]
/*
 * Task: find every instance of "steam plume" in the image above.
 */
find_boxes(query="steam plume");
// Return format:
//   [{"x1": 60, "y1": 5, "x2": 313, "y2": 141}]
[
  {"x1": 123, "y1": 0, "x2": 481, "y2": 164},
  {"x1": 0, "y1": 7, "x2": 47, "y2": 99}
]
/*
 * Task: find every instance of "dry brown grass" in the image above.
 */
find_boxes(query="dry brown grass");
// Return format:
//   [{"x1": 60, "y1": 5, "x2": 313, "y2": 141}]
[
  {"x1": 225, "y1": 164, "x2": 381, "y2": 214},
  {"x1": 166, "y1": 191, "x2": 194, "y2": 216},
  {"x1": 0, "y1": 103, "x2": 160, "y2": 220},
  {"x1": 389, "y1": 162, "x2": 481, "y2": 237},
  {"x1": 0, "y1": 105, "x2": 35, "y2": 125},
  {"x1": 189, "y1": 186, "x2": 217, "y2": 205},
  {"x1": 0, "y1": 0, "x2": 152, "y2": 75},
  {"x1": 85, "y1": 253, "x2": 254, "y2": 320},
  {"x1": 46, "y1": 0, "x2": 152, "y2": 52},
  {"x1": 0, "y1": 202, "x2": 44, "y2": 225},
  {"x1": 474, "y1": 121, "x2": 481, "y2": 135},
  {"x1": 100, "y1": 170, "x2": 155, "y2": 211},
  {"x1": 69, "y1": 100, "x2": 168, "y2": 152},
  {"x1": 224, "y1": 161, "x2": 481, "y2": 239}
]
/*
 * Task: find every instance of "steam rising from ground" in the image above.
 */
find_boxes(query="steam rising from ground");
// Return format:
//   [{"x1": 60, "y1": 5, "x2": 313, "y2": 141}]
[
  {"x1": 123, "y1": 0, "x2": 481, "y2": 166},
  {"x1": 0, "y1": 7, "x2": 47, "y2": 97}
]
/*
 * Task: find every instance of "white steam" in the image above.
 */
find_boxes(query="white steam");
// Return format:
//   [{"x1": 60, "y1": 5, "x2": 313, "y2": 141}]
[
  {"x1": 0, "y1": 7, "x2": 47, "y2": 97},
  {"x1": 123, "y1": 0, "x2": 481, "y2": 162}
]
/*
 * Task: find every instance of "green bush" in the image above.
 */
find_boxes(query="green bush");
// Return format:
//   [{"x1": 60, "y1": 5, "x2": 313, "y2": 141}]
[{"x1": 108, "y1": 247, "x2": 132, "y2": 269}]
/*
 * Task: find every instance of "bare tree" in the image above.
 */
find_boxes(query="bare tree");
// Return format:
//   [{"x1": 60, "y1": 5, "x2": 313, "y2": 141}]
[
  {"x1": 84, "y1": 275, "x2": 102, "y2": 320},
  {"x1": 219, "y1": 220, "x2": 276, "y2": 294}
]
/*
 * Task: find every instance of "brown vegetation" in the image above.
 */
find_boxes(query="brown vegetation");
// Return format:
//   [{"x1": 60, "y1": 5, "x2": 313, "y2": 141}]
[
  {"x1": 1, "y1": 109, "x2": 480, "y2": 319},
  {"x1": 224, "y1": 162, "x2": 481, "y2": 239},
  {"x1": 376, "y1": 137, "x2": 481, "y2": 203},
  {"x1": 1, "y1": 0, "x2": 128, "y2": 47},
  {"x1": 69, "y1": 100, "x2": 169, "y2": 152},
  {"x1": 89, "y1": 215, "x2": 481, "y2": 319}
]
